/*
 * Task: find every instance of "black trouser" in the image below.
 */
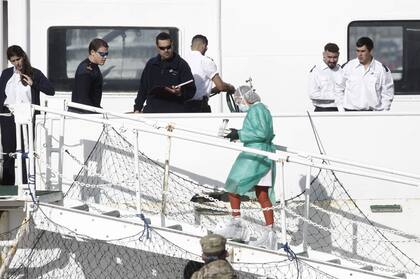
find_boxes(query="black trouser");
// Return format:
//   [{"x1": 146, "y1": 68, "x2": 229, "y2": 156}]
[
  {"x1": 314, "y1": 106, "x2": 338, "y2": 112},
  {"x1": 0, "y1": 110, "x2": 28, "y2": 186},
  {"x1": 185, "y1": 97, "x2": 211, "y2": 113}
]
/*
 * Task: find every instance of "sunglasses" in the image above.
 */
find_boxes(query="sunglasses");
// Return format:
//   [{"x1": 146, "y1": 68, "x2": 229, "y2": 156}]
[
  {"x1": 97, "y1": 51, "x2": 109, "y2": 58},
  {"x1": 158, "y1": 45, "x2": 172, "y2": 51}
]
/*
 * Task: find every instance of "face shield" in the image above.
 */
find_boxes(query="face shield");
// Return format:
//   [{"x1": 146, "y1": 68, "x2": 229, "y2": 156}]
[
  {"x1": 234, "y1": 85, "x2": 253, "y2": 106},
  {"x1": 234, "y1": 85, "x2": 261, "y2": 105}
]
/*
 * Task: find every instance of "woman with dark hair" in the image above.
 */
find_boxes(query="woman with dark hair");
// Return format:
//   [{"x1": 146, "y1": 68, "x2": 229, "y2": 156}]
[{"x1": 0, "y1": 45, "x2": 55, "y2": 185}]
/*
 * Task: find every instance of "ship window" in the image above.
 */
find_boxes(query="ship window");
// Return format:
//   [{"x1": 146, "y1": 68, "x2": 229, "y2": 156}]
[
  {"x1": 349, "y1": 21, "x2": 420, "y2": 95},
  {"x1": 48, "y1": 27, "x2": 179, "y2": 92}
]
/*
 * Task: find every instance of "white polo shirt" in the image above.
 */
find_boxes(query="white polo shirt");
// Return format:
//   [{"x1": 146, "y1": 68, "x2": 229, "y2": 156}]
[
  {"x1": 4, "y1": 68, "x2": 32, "y2": 106},
  {"x1": 335, "y1": 58, "x2": 394, "y2": 111},
  {"x1": 184, "y1": 50, "x2": 218, "y2": 101},
  {"x1": 308, "y1": 62, "x2": 343, "y2": 108}
]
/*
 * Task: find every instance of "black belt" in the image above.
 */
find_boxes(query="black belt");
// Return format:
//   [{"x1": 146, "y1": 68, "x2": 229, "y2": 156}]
[
  {"x1": 344, "y1": 108, "x2": 373, "y2": 111},
  {"x1": 187, "y1": 96, "x2": 208, "y2": 102}
]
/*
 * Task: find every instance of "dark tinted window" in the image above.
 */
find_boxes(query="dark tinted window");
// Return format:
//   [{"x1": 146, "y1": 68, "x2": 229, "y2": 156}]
[
  {"x1": 48, "y1": 27, "x2": 179, "y2": 92},
  {"x1": 349, "y1": 21, "x2": 420, "y2": 95}
]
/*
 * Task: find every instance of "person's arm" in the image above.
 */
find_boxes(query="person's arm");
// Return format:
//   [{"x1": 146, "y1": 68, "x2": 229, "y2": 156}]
[
  {"x1": 308, "y1": 66, "x2": 321, "y2": 100},
  {"x1": 239, "y1": 106, "x2": 273, "y2": 143},
  {"x1": 334, "y1": 69, "x2": 346, "y2": 112},
  {"x1": 134, "y1": 65, "x2": 150, "y2": 112},
  {"x1": 211, "y1": 74, "x2": 235, "y2": 94},
  {"x1": 73, "y1": 73, "x2": 95, "y2": 106},
  {"x1": 379, "y1": 66, "x2": 394, "y2": 111},
  {"x1": 32, "y1": 69, "x2": 55, "y2": 96},
  {"x1": 177, "y1": 61, "x2": 196, "y2": 100}
]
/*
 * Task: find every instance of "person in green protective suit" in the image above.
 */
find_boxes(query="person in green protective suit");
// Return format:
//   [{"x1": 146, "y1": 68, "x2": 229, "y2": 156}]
[{"x1": 215, "y1": 85, "x2": 278, "y2": 250}]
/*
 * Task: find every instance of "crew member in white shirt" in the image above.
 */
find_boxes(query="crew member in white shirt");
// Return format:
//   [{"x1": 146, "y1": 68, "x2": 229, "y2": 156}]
[
  {"x1": 335, "y1": 37, "x2": 394, "y2": 111},
  {"x1": 184, "y1": 34, "x2": 235, "y2": 112},
  {"x1": 308, "y1": 43, "x2": 343, "y2": 112}
]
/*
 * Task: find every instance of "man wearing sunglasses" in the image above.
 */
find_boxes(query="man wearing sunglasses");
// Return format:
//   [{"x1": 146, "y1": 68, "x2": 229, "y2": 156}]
[
  {"x1": 71, "y1": 38, "x2": 109, "y2": 113},
  {"x1": 134, "y1": 32, "x2": 196, "y2": 113}
]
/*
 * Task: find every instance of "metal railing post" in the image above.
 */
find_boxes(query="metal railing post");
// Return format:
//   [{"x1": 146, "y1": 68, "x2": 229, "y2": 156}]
[
  {"x1": 279, "y1": 160, "x2": 287, "y2": 244},
  {"x1": 57, "y1": 100, "x2": 67, "y2": 192},
  {"x1": 15, "y1": 123, "x2": 23, "y2": 190},
  {"x1": 133, "y1": 130, "x2": 142, "y2": 216},
  {"x1": 161, "y1": 127, "x2": 173, "y2": 227},
  {"x1": 303, "y1": 159, "x2": 312, "y2": 252},
  {"x1": 44, "y1": 117, "x2": 53, "y2": 190},
  {"x1": 27, "y1": 119, "x2": 36, "y2": 207}
]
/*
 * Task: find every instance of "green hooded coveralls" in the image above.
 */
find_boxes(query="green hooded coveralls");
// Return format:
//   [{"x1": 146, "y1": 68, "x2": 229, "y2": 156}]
[{"x1": 225, "y1": 102, "x2": 276, "y2": 203}]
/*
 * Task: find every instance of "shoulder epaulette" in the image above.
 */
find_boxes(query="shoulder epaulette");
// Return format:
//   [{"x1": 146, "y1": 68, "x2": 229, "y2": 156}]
[
  {"x1": 309, "y1": 65, "x2": 316, "y2": 73},
  {"x1": 341, "y1": 61, "x2": 349, "y2": 69},
  {"x1": 85, "y1": 62, "x2": 93, "y2": 71},
  {"x1": 382, "y1": 64, "x2": 390, "y2": 72}
]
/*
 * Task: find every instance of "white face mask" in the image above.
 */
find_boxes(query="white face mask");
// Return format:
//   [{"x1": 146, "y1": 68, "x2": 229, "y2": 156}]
[{"x1": 238, "y1": 103, "x2": 249, "y2": 112}]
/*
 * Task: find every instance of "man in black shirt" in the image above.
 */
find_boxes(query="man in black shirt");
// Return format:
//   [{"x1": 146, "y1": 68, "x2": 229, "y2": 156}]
[
  {"x1": 134, "y1": 32, "x2": 196, "y2": 113},
  {"x1": 71, "y1": 38, "x2": 109, "y2": 113}
]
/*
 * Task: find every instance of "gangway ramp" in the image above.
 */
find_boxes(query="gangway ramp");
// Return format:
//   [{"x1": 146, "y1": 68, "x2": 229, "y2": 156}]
[{"x1": 32, "y1": 203, "x2": 410, "y2": 279}]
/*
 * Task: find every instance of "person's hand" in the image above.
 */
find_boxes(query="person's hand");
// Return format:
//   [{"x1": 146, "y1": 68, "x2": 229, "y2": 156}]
[
  {"x1": 165, "y1": 86, "x2": 182, "y2": 96},
  {"x1": 226, "y1": 84, "x2": 236, "y2": 94},
  {"x1": 20, "y1": 74, "x2": 33, "y2": 86},
  {"x1": 224, "y1": 128, "x2": 239, "y2": 142}
]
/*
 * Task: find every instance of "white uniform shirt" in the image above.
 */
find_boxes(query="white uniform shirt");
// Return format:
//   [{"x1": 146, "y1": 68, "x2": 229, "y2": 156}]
[
  {"x1": 4, "y1": 68, "x2": 32, "y2": 106},
  {"x1": 335, "y1": 58, "x2": 394, "y2": 111},
  {"x1": 184, "y1": 50, "x2": 218, "y2": 100},
  {"x1": 308, "y1": 62, "x2": 343, "y2": 108}
]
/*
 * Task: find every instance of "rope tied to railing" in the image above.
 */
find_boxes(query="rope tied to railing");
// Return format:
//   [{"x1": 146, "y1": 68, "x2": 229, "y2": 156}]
[
  {"x1": 11, "y1": 150, "x2": 29, "y2": 159},
  {"x1": 137, "y1": 213, "x2": 151, "y2": 241},
  {"x1": 280, "y1": 242, "x2": 297, "y2": 261}
]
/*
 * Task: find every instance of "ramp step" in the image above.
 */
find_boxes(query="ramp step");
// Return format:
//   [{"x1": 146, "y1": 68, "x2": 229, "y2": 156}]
[
  {"x1": 360, "y1": 265, "x2": 373, "y2": 271},
  {"x1": 326, "y1": 259, "x2": 341, "y2": 265},
  {"x1": 101, "y1": 210, "x2": 121, "y2": 218},
  {"x1": 393, "y1": 273, "x2": 406, "y2": 278},
  {"x1": 166, "y1": 224, "x2": 182, "y2": 231},
  {"x1": 71, "y1": 204, "x2": 89, "y2": 211}
]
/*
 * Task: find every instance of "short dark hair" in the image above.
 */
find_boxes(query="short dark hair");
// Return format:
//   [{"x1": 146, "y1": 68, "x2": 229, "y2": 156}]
[
  {"x1": 156, "y1": 32, "x2": 172, "y2": 45},
  {"x1": 191, "y1": 34, "x2": 208, "y2": 46},
  {"x1": 88, "y1": 38, "x2": 108, "y2": 53},
  {"x1": 356, "y1": 37, "x2": 374, "y2": 51},
  {"x1": 324, "y1": 43, "x2": 339, "y2": 53}
]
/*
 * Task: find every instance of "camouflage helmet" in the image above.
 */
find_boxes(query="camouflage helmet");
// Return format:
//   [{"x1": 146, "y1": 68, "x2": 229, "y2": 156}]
[{"x1": 200, "y1": 234, "x2": 226, "y2": 256}]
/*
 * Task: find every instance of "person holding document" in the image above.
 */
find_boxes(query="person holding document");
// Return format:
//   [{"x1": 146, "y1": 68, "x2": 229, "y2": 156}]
[{"x1": 133, "y1": 32, "x2": 196, "y2": 113}]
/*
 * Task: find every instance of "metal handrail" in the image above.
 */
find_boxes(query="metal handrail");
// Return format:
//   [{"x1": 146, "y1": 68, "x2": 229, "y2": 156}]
[{"x1": 66, "y1": 102, "x2": 420, "y2": 183}]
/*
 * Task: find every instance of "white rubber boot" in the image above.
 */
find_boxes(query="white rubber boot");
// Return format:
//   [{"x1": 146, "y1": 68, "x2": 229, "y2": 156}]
[
  {"x1": 249, "y1": 227, "x2": 278, "y2": 250},
  {"x1": 214, "y1": 218, "x2": 250, "y2": 242}
]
